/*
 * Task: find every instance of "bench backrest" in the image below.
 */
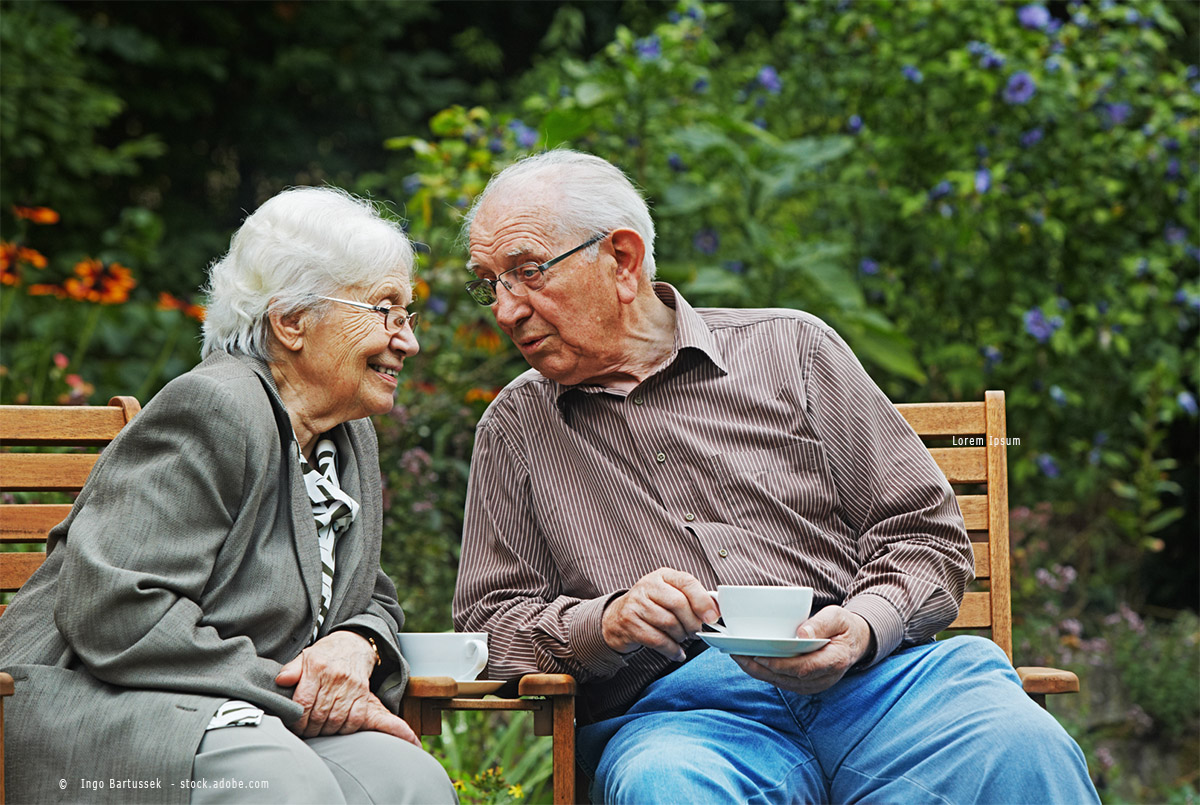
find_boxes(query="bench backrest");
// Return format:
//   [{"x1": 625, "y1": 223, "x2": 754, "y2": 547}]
[
  {"x1": 896, "y1": 390, "x2": 1013, "y2": 660},
  {"x1": 0, "y1": 396, "x2": 141, "y2": 616},
  {"x1": 0, "y1": 392, "x2": 1013, "y2": 656}
]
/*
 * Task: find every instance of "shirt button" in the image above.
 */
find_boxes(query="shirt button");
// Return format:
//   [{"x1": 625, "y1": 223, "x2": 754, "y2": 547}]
[
  {"x1": 655, "y1": 451, "x2": 666, "y2": 463},
  {"x1": 633, "y1": 396, "x2": 644, "y2": 406},
  {"x1": 684, "y1": 512, "x2": 696, "y2": 522},
  {"x1": 718, "y1": 548, "x2": 729, "y2": 558}
]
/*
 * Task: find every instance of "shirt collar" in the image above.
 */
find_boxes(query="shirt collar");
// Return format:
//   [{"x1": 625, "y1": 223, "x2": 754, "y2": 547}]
[{"x1": 552, "y1": 282, "x2": 728, "y2": 407}]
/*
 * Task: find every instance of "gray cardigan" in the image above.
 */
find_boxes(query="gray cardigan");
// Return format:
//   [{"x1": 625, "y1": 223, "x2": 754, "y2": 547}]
[{"x1": 0, "y1": 351, "x2": 408, "y2": 803}]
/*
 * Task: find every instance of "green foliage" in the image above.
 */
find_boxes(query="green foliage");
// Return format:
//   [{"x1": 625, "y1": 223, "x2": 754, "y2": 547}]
[
  {"x1": 0, "y1": 1, "x2": 164, "y2": 239},
  {"x1": 425, "y1": 711, "x2": 553, "y2": 805}
]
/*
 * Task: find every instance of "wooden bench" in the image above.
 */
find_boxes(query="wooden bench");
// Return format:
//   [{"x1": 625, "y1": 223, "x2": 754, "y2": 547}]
[{"x1": 0, "y1": 391, "x2": 1076, "y2": 805}]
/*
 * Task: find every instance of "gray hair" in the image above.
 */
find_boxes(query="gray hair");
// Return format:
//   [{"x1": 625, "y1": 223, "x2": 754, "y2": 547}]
[
  {"x1": 463, "y1": 149, "x2": 657, "y2": 279},
  {"x1": 201, "y1": 186, "x2": 414, "y2": 361}
]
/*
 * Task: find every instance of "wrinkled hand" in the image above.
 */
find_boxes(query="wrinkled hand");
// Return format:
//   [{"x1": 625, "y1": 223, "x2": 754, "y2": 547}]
[
  {"x1": 275, "y1": 631, "x2": 419, "y2": 746},
  {"x1": 730, "y1": 606, "x2": 873, "y2": 695},
  {"x1": 602, "y1": 568, "x2": 719, "y2": 662}
]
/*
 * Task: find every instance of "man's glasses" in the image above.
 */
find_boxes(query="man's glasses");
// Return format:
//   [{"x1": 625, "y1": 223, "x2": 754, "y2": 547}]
[
  {"x1": 318, "y1": 296, "x2": 419, "y2": 332},
  {"x1": 465, "y1": 232, "x2": 609, "y2": 306}
]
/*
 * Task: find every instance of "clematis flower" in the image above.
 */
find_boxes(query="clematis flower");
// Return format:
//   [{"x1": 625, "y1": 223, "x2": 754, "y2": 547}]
[
  {"x1": 757, "y1": 66, "x2": 783, "y2": 94},
  {"x1": 1003, "y1": 72, "x2": 1036, "y2": 104},
  {"x1": 634, "y1": 35, "x2": 661, "y2": 62},
  {"x1": 693, "y1": 228, "x2": 719, "y2": 255},
  {"x1": 975, "y1": 168, "x2": 992, "y2": 194},
  {"x1": 1018, "y1": 4, "x2": 1051, "y2": 30},
  {"x1": 902, "y1": 65, "x2": 923, "y2": 83}
]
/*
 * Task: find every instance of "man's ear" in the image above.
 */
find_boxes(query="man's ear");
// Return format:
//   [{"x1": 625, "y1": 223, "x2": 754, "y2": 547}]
[
  {"x1": 610, "y1": 228, "x2": 647, "y2": 304},
  {"x1": 268, "y1": 306, "x2": 306, "y2": 354}
]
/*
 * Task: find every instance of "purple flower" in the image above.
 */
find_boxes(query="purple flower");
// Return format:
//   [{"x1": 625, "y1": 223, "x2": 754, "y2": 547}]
[
  {"x1": 847, "y1": 114, "x2": 863, "y2": 133},
  {"x1": 635, "y1": 35, "x2": 661, "y2": 61},
  {"x1": 508, "y1": 119, "x2": 539, "y2": 149},
  {"x1": 668, "y1": 11, "x2": 681, "y2": 22},
  {"x1": 1165, "y1": 223, "x2": 1187, "y2": 245},
  {"x1": 693, "y1": 228, "x2": 720, "y2": 255},
  {"x1": 982, "y1": 345, "x2": 1003, "y2": 369},
  {"x1": 1023, "y1": 307, "x2": 1062, "y2": 342},
  {"x1": 902, "y1": 65, "x2": 924, "y2": 83},
  {"x1": 1188, "y1": 65, "x2": 1200, "y2": 81},
  {"x1": 753, "y1": 117, "x2": 768, "y2": 130},
  {"x1": 928, "y1": 180, "x2": 953, "y2": 201},
  {"x1": 488, "y1": 136, "x2": 504, "y2": 154},
  {"x1": 1018, "y1": 4, "x2": 1051, "y2": 29},
  {"x1": 1020, "y1": 128, "x2": 1044, "y2": 148},
  {"x1": 1100, "y1": 102, "x2": 1132, "y2": 128},
  {"x1": 668, "y1": 153, "x2": 686, "y2": 172},
  {"x1": 1167, "y1": 159, "x2": 1181, "y2": 180},
  {"x1": 1003, "y1": 72, "x2": 1037, "y2": 104},
  {"x1": 692, "y1": 77, "x2": 710, "y2": 93},
  {"x1": 859, "y1": 258, "x2": 880, "y2": 275},
  {"x1": 426, "y1": 296, "x2": 448, "y2": 316},
  {"x1": 975, "y1": 168, "x2": 992, "y2": 194},
  {"x1": 967, "y1": 41, "x2": 990, "y2": 56},
  {"x1": 1179, "y1": 391, "x2": 1199, "y2": 416},
  {"x1": 1036, "y1": 453, "x2": 1061, "y2": 478},
  {"x1": 981, "y1": 51, "x2": 1007, "y2": 70},
  {"x1": 722, "y1": 260, "x2": 745, "y2": 274},
  {"x1": 1049, "y1": 385, "x2": 1067, "y2": 405},
  {"x1": 757, "y1": 66, "x2": 783, "y2": 94},
  {"x1": 401, "y1": 174, "x2": 422, "y2": 195}
]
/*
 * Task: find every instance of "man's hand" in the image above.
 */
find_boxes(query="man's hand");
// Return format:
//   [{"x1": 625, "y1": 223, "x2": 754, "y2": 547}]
[
  {"x1": 602, "y1": 567, "x2": 719, "y2": 662},
  {"x1": 274, "y1": 630, "x2": 419, "y2": 746},
  {"x1": 730, "y1": 606, "x2": 873, "y2": 695}
]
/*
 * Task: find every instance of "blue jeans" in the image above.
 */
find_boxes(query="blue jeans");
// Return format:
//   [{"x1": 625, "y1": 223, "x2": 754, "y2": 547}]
[{"x1": 578, "y1": 636, "x2": 1099, "y2": 804}]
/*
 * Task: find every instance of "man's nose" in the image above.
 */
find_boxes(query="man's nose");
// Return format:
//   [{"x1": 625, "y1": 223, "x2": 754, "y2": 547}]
[{"x1": 492, "y1": 284, "x2": 531, "y2": 330}]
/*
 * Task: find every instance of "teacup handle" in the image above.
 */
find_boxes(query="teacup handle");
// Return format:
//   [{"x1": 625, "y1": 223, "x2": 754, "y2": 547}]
[{"x1": 460, "y1": 638, "x2": 488, "y2": 681}]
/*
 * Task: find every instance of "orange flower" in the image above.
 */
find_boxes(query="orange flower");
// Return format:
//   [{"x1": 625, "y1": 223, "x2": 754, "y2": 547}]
[
  {"x1": 414, "y1": 278, "x2": 431, "y2": 300},
  {"x1": 12, "y1": 206, "x2": 60, "y2": 225},
  {"x1": 158, "y1": 291, "x2": 207, "y2": 321},
  {"x1": 0, "y1": 242, "x2": 47, "y2": 285},
  {"x1": 455, "y1": 321, "x2": 505, "y2": 354},
  {"x1": 64, "y1": 258, "x2": 136, "y2": 304},
  {"x1": 464, "y1": 387, "x2": 499, "y2": 404},
  {"x1": 27, "y1": 283, "x2": 67, "y2": 298}
]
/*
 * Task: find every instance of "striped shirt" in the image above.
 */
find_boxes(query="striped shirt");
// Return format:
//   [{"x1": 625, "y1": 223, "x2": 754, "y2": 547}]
[{"x1": 453, "y1": 284, "x2": 972, "y2": 723}]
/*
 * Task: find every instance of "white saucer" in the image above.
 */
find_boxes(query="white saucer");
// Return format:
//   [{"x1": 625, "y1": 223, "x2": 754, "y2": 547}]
[{"x1": 697, "y1": 632, "x2": 830, "y2": 658}]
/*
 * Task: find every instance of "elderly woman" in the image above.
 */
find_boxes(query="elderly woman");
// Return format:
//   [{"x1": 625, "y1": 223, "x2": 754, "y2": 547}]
[{"x1": 0, "y1": 187, "x2": 456, "y2": 803}]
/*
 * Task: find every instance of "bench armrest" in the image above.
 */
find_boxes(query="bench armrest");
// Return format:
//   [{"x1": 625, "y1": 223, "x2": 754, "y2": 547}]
[{"x1": 1016, "y1": 666, "x2": 1079, "y2": 696}]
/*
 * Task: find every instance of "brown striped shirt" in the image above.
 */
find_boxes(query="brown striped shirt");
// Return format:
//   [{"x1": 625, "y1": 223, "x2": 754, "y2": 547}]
[{"x1": 453, "y1": 284, "x2": 972, "y2": 722}]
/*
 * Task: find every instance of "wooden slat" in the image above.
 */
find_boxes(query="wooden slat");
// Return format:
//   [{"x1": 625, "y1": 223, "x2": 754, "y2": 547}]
[
  {"x1": 985, "y1": 390, "x2": 1014, "y2": 661},
  {"x1": 0, "y1": 552, "x2": 45, "y2": 591},
  {"x1": 972, "y1": 542, "x2": 990, "y2": 578},
  {"x1": 947, "y1": 591, "x2": 991, "y2": 629},
  {"x1": 1017, "y1": 666, "x2": 1080, "y2": 695},
  {"x1": 957, "y1": 494, "x2": 987, "y2": 530},
  {"x1": 896, "y1": 402, "x2": 986, "y2": 436},
  {"x1": 0, "y1": 405, "x2": 130, "y2": 446},
  {"x1": 0, "y1": 503, "x2": 72, "y2": 541},
  {"x1": 0, "y1": 453, "x2": 97, "y2": 492},
  {"x1": 929, "y1": 447, "x2": 987, "y2": 483}
]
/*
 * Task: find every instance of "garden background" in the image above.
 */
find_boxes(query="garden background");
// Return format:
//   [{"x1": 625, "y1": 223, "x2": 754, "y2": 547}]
[{"x1": 1, "y1": 0, "x2": 1197, "y2": 802}]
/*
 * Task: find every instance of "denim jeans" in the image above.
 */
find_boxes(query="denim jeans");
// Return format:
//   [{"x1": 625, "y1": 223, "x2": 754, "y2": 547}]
[{"x1": 578, "y1": 636, "x2": 1099, "y2": 804}]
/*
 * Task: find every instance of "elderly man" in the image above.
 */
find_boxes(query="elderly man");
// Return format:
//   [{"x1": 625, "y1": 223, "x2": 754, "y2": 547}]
[{"x1": 453, "y1": 150, "x2": 1098, "y2": 804}]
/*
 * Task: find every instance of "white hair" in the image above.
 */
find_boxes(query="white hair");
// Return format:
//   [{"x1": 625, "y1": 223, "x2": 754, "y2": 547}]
[
  {"x1": 463, "y1": 149, "x2": 657, "y2": 278},
  {"x1": 201, "y1": 186, "x2": 414, "y2": 362}
]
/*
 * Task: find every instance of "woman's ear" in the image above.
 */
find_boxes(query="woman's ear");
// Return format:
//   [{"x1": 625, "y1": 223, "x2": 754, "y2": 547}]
[
  {"x1": 609, "y1": 228, "x2": 647, "y2": 304},
  {"x1": 268, "y1": 307, "x2": 306, "y2": 354}
]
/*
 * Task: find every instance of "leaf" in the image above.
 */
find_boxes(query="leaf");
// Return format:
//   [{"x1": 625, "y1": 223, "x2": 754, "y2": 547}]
[
  {"x1": 574, "y1": 82, "x2": 612, "y2": 108},
  {"x1": 540, "y1": 108, "x2": 595, "y2": 148}
]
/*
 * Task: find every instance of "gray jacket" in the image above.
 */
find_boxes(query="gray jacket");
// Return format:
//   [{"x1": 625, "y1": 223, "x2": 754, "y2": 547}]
[{"x1": 0, "y1": 351, "x2": 407, "y2": 803}]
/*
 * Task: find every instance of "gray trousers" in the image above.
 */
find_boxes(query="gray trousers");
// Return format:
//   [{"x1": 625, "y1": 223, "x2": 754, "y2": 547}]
[{"x1": 190, "y1": 716, "x2": 457, "y2": 804}]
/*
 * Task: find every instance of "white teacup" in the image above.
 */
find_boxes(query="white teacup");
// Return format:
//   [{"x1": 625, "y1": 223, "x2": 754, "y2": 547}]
[
  {"x1": 714, "y1": 585, "x2": 813, "y2": 639},
  {"x1": 396, "y1": 632, "x2": 489, "y2": 680}
]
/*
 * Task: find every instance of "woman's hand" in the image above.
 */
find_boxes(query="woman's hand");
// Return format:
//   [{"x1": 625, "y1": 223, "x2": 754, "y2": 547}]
[{"x1": 275, "y1": 630, "x2": 419, "y2": 746}]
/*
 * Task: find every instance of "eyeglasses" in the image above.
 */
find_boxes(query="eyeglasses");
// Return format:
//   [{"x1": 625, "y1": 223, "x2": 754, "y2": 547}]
[
  {"x1": 318, "y1": 296, "x2": 419, "y2": 332},
  {"x1": 465, "y1": 232, "x2": 609, "y2": 306}
]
